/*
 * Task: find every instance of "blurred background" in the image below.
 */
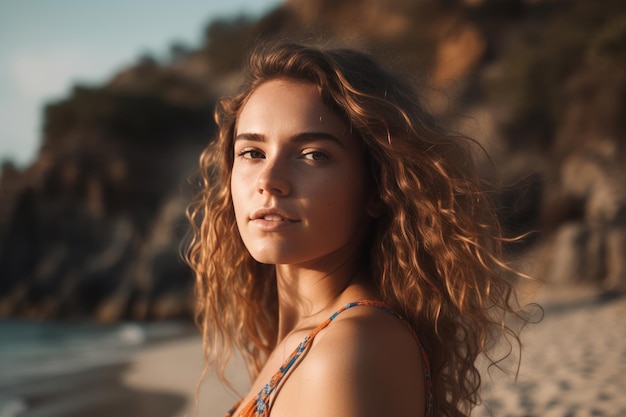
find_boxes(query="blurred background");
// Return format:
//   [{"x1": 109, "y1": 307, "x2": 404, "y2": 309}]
[{"x1": 1, "y1": 0, "x2": 625, "y2": 416}]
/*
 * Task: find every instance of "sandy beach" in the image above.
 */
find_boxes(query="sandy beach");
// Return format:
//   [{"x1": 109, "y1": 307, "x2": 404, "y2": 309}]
[
  {"x1": 122, "y1": 284, "x2": 626, "y2": 417},
  {"x1": 5, "y1": 285, "x2": 624, "y2": 417},
  {"x1": 118, "y1": 284, "x2": 625, "y2": 417},
  {"x1": 122, "y1": 335, "x2": 250, "y2": 417},
  {"x1": 474, "y1": 285, "x2": 626, "y2": 417}
]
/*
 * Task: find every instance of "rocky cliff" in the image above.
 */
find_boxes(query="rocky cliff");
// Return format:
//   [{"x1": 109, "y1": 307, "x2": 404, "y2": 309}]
[{"x1": 1, "y1": 0, "x2": 624, "y2": 321}]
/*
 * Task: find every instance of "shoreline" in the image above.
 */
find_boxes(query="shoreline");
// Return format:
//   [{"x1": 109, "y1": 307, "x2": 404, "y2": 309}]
[{"x1": 1, "y1": 362, "x2": 187, "y2": 417}]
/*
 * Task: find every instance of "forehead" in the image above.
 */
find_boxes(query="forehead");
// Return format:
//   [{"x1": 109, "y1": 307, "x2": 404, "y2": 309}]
[{"x1": 235, "y1": 78, "x2": 347, "y2": 136}]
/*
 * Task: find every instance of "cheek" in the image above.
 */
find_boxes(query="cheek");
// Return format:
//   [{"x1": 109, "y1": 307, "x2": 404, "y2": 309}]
[{"x1": 317, "y1": 176, "x2": 369, "y2": 225}]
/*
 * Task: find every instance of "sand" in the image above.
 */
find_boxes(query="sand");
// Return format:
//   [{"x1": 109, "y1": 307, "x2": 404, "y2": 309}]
[
  {"x1": 118, "y1": 285, "x2": 626, "y2": 417},
  {"x1": 474, "y1": 285, "x2": 626, "y2": 417},
  {"x1": 122, "y1": 335, "x2": 249, "y2": 417}
]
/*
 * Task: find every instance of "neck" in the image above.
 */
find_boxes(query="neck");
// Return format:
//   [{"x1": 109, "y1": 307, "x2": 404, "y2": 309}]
[{"x1": 274, "y1": 256, "x2": 373, "y2": 341}]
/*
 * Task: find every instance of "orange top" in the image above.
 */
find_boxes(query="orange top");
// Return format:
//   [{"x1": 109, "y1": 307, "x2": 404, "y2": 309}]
[{"x1": 226, "y1": 300, "x2": 433, "y2": 417}]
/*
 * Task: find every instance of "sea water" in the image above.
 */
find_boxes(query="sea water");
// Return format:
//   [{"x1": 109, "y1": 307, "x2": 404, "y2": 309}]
[{"x1": 0, "y1": 319, "x2": 194, "y2": 417}]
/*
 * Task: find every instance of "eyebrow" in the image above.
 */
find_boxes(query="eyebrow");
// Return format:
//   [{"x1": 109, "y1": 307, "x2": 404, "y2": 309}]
[{"x1": 234, "y1": 132, "x2": 345, "y2": 147}]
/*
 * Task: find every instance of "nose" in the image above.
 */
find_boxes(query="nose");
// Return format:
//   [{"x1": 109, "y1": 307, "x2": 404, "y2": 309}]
[{"x1": 257, "y1": 157, "x2": 291, "y2": 196}]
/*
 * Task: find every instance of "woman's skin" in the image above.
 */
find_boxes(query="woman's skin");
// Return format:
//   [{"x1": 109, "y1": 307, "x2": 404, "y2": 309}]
[{"x1": 230, "y1": 78, "x2": 425, "y2": 417}]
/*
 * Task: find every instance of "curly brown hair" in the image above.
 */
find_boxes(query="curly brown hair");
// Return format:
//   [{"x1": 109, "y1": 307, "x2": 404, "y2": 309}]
[{"x1": 186, "y1": 41, "x2": 532, "y2": 416}]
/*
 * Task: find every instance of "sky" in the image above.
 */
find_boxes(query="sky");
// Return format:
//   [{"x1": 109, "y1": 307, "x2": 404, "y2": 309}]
[{"x1": 0, "y1": 0, "x2": 282, "y2": 168}]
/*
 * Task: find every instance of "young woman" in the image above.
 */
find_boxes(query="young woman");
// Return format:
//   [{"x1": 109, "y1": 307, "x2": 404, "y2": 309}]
[{"x1": 186, "y1": 42, "x2": 530, "y2": 417}]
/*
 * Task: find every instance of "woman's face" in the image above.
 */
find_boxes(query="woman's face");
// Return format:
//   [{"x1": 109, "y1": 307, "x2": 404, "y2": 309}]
[{"x1": 231, "y1": 78, "x2": 372, "y2": 267}]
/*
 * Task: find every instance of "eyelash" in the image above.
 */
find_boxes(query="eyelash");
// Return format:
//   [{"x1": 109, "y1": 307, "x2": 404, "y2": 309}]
[
  {"x1": 238, "y1": 149, "x2": 264, "y2": 159},
  {"x1": 236, "y1": 148, "x2": 330, "y2": 161},
  {"x1": 301, "y1": 150, "x2": 329, "y2": 161}
]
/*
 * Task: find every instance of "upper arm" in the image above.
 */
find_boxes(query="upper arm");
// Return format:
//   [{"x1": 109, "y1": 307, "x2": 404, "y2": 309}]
[{"x1": 273, "y1": 311, "x2": 426, "y2": 417}]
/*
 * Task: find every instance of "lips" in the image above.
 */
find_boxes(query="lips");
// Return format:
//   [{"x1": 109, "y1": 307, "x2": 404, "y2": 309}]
[
  {"x1": 251, "y1": 207, "x2": 298, "y2": 222},
  {"x1": 250, "y1": 208, "x2": 299, "y2": 231}
]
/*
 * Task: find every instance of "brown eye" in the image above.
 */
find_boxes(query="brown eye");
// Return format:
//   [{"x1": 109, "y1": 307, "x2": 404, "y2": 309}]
[
  {"x1": 302, "y1": 151, "x2": 329, "y2": 161},
  {"x1": 239, "y1": 149, "x2": 265, "y2": 159}
]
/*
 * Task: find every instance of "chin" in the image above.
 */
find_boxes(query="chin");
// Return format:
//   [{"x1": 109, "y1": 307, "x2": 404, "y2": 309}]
[
  {"x1": 247, "y1": 247, "x2": 304, "y2": 266},
  {"x1": 247, "y1": 249, "x2": 287, "y2": 265}
]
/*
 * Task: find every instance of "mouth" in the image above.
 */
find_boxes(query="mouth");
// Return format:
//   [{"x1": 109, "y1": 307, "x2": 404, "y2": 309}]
[
  {"x1": 250, "y1": 208, "x2": 299, "y2": 227},
  {"x1": 260, "y1": 214, "x2": 289, "y2": 222}
]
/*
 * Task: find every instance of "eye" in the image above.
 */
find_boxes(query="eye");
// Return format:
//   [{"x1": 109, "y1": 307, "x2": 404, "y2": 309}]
[
  {"x1": 238, "y1": 148, "x2": 265, "y2": 159},
  {"x1": 301, "y1": 150, "x2": 329, "y2": 161}
]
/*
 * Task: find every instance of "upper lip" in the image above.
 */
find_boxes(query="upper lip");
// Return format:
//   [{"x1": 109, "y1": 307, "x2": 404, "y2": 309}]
[{"x1": 250, "y1": 207, "x2": 298, "y2": 222}]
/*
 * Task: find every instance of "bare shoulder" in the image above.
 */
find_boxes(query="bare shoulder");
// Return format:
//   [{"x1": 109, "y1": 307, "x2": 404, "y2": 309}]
[{"x1": 272, "y1": 305, "x2": 426, "y2": 417}]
